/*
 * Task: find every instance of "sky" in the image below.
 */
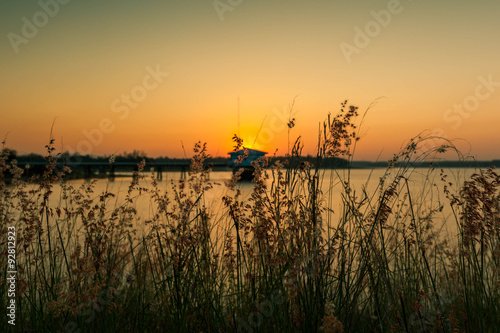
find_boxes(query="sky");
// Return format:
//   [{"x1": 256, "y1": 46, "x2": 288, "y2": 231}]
[{"x1": 1, "y1": 0, "x2": 499, "y2": 160}]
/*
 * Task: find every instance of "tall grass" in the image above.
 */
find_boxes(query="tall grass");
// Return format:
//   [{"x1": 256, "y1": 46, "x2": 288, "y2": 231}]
[{"x1": 1, "y1": 105, "x2": 499, "y2": 332}]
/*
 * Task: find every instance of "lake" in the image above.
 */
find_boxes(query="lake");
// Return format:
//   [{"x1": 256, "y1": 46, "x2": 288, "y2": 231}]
[{"x1": 35, "y1": 167, "x2": 477, "y2": 238}]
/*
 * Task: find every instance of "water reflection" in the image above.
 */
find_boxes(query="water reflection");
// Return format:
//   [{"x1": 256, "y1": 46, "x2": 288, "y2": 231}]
[{"x1": 31, "y1": 168, "x2": 478, "y2": 237}]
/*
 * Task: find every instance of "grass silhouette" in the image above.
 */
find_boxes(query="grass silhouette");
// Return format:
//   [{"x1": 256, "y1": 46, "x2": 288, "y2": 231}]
[{"x1": 1, "y1": 103, "x2": 499, "y2": 332}]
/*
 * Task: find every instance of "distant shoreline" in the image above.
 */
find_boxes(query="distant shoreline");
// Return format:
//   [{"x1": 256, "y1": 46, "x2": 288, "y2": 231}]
[{"x1": 2, "y1": 158, "x2": 498, "y2": 185}]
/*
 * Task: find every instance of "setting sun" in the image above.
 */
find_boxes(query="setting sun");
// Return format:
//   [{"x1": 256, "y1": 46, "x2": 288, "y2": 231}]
[
  {"x1": 2, "y1": 1, "x2": 500, "y2": 332},
  {"x1": 1, "y1": 1, "x2": 499, "y2": 160}
]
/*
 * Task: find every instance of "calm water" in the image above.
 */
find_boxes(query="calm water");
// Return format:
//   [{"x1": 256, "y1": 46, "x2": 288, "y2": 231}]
[{"x1": 39, "y1": 167, "x2": 477, "y2": 237}]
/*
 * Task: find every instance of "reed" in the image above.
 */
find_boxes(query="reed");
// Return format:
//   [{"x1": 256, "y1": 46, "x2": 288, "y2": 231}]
[{"x1": 1, "y1": 105, "x2": 499, "y2": 332}]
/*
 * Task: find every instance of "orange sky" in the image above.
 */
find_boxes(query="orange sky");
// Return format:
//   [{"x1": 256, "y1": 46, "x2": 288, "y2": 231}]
[{"x1": 1, "y1": 0, "x2": 499, "y2": 160}]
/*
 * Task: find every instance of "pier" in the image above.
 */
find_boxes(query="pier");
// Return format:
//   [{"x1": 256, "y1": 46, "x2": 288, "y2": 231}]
[{"x1": 12, "y1": 161, "x2": 229, "y2": 180}]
